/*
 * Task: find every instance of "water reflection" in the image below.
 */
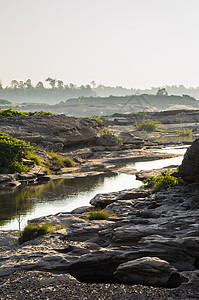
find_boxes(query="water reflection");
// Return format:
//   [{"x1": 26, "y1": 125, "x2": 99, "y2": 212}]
[
  {"x1": 0, "y1": 146, "x2": 188, "y2": 230},
  {"x1": 0, "y1": 172, "x2": 139, "y2": 230}
]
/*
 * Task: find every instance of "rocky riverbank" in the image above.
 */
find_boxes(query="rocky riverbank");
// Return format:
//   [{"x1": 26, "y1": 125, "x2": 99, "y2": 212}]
[{"x1": 1, "y1": 141, "x2": 199, "y2": 299}]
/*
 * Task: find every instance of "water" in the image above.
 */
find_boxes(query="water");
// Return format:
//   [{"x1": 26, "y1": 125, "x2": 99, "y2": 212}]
[{"x1": 0, "y1": 146, "x2": 187, "y2": 230}]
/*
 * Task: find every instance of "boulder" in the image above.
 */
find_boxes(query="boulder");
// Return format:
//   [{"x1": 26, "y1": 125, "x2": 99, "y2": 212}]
[
  {"x1": 0, "y1": 115, "x2": 105, "y2": 151},
  {"x1": 176, "y1": 139, "x2": 199, "y2": 182},
  {"x1": 114, "y1": 257, "x2": 180, "y2": 287}
]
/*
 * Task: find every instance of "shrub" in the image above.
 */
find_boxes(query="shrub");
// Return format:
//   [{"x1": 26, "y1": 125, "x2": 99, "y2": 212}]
[
  {"x1": 9, "y1": 161, "x2": 30, "y2": 173},
  {"x1": 135, "y1": 119, "x2": 161, "y2": 131},
  {"x1": 85, "y1": 209, "x2": 114, "y2": 220},
  {"x1": 0, "y1": 108, "x2": 55, "y2": 118},
  {"x1": 0, "y1": 132, "x2": 33, "y2": 173},
  {"x1": 18, "y1": 223, "x2": 54, "y2": 244},
  {"x1": 142, "y1": 170, "x2": 185, "y2": 192}
]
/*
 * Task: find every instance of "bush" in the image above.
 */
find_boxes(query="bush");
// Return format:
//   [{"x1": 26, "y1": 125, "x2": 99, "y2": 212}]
[
  {"x1": 0, "y1": 108, "x2": 55, "y2": 117},
  {"x1": 85, "y1": 209, "x2": 114, "y2": 220},
  {"x1": 9, "y1": 161, "x2": 30, "y2": 173},
  {"x1": 0, "y1": 132, "x2": 33, "y2": 173},
  {"x1": 18, "y1": 223, "x2": 54, "y2": 244},
  {"x1": 135, "y1": 119, "x2": 161, "y2": 131},
  {"x1": 142, "y1": 170, "x2": 185, "y2": 192}
]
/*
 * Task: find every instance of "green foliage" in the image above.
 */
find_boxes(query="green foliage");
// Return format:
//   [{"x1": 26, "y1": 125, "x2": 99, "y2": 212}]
[
  {"x1": 0, "y1": 108, "x2": 55, "y2": 117},
  {"x1": 102, "y1": 126, "x2": 123, "y2": 145},
  {"x1": 130, "y1": 111, "x2": 149, "y2": 118},
  {"x1": 111, "y1": 133, "x2": 123, "y2": 145},
  {"x1": 47, "y1": 151, "x2": 75, "y2": 168},
  {"x1": 18, "y1": 223, "x2": 54, "y2": 244},
  {"x1": 85, "y1": 209, "x2": 114, "y2": 220},
  {"x1": 28, "y1": 111, "x2": 56, "y2": 117},
  {"x1": 176, "y1": 128, "x2": 193, "y2": 136},
  {"x1": 89, "y1": 115, "x2": 103, "y2": 123},
  {"x1": 0, "y1": 132, "x2": 33, "y2": 173},
  {"x1": 135, "y1": 119, "x2": 161, "y2": 131},
  {"x1": 142, "y1": 170, "x2": 185, "y2": 192},
  {"x1": 9, "y1": 161, "x2": 30, "y2": 173}
]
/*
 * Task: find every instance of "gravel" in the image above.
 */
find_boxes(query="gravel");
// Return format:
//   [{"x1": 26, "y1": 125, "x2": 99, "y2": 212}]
[{"x1": 0, "y1": 270, "x2": 199, "y2": 300}]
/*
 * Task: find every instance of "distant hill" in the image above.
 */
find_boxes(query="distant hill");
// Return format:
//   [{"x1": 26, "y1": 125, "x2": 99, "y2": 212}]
[
  {"x1": 56, "y1": 94, "x2": 199, "y2": 117},
  {"x1": 3, "y1": 94, "x2": 199, "y2": 117},
  {"x1": 0, "y1": 99, "x2": 12, "y2": 105}
]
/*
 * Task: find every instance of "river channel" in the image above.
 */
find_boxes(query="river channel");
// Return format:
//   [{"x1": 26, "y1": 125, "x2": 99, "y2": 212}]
[{"x1": 0, "y1": 146, "x2": 187, "y2": 230}]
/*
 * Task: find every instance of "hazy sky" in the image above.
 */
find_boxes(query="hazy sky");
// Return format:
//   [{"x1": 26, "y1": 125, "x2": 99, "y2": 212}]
[{"x1": 1, "y1": 0, "x2": 199, "y2": 88}]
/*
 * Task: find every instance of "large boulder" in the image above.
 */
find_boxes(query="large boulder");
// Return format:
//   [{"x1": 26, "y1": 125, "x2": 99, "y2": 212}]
[
  {"x1": 114, "y1": 257, "x2": 180, "y2": 287},
  {"x1": 176, "y1": 139, "x2": 199, "y2": 182},
  {"x1": 0, "y1": 115, "x2": 105, "y2": 151}
]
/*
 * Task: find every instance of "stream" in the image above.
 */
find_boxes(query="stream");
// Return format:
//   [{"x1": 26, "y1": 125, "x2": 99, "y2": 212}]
[{"x1": 0, "y1": 146, "x2": 188, "y2": 230}]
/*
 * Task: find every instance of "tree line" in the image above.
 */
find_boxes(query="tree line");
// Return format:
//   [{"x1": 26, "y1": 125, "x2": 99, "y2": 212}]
[{"x1": 0, "y1": 78, "x2": 199, "y2": 104}]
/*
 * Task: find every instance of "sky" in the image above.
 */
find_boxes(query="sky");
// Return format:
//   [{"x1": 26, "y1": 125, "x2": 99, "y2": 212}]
[{"x1": 1, "y1": 0, "x2": 199, "y2": 89}]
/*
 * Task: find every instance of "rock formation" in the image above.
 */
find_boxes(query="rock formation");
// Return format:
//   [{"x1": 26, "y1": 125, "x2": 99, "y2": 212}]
[
  {"x1": 176, "y1": 139, "x2": 199, "y2": 182},
  {"x1": 0, "y1": 115, "x2": 105, "y2": 151}
]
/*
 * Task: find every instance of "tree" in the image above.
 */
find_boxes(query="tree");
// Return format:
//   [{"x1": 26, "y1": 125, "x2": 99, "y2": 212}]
[
  {"x1": 24, "y1": 79, "x2": 33, "y2": 89},
  {"x1": 11, "y1": 80, "x2": 19, "y2": 89},
  {"x1": 57, "y1": 80, "x2": 64, "y2": 89},
  {"x1": 45, "y1": 77, "x2": 56, "y2": 89},
  {"x1": 156, "y1": 88, "x2": 168, "y2": 96},
  {"x1": 36, "y1": 81, "x2": 44, "y2": 89}
]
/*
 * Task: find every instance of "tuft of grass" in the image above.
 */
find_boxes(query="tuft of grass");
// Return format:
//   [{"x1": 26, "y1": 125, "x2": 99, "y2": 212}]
[
  {"x1": 135, "y1": 119, "x2": 161, "y2": 132},
  {"x1": 85, "y1": 209, "x2": 115, "y2": 221},
  {"x1": 176, "y1": 128, "x2": 193, "y2": 136},
  {"x1": 18, "y1": 223, "x2": 54, "y2": 244},
  {"x1": 102, "y1": 127, "x2": 123, "y2": 145},
  {"x1": 28, "y1": 153, "x2": 43, "y2": 166},
  {"x1": 142, "y1": 170, "x2": 185, "y2": 192},
  {"x1": 89, "y1": 115, "x2": 103, "y2": 123}
]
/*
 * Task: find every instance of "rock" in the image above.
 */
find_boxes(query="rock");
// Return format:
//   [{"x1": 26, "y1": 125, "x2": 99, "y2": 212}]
[
  {"x1": 114, "y1": 257, "x2": 180, "y2": 287},
  {"x1": 0, "y1": 115, "x2": 105, "y2": 151},
  {"x1": 90, "y1": 188, "x2": 150, "y2": 209},
  {"x1": 119, "y1": 132, "x2": 144, "y2": 147},
  {"x1": 71, "y1": 206, "x2": 93, "y2": 214},
  {"x1": 176, "y1": 139, "x2": 199, "y2": 182}
]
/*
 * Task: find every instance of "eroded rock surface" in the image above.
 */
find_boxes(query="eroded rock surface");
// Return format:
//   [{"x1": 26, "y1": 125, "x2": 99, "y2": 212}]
[
  {"x1": 1, "y1": 183, "x2": 199, "y2": 288},
  {"x1": 0, "y1": 115, "x2": 105, "y2": 151}
]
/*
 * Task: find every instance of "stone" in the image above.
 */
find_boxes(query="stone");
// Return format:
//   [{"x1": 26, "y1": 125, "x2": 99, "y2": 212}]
[
  {"x1": 114, "y1": 257, "x2": 179, "y2": 287},
  {"x1": 175, "y1": 139, "x2": 199, "y2": 182}
]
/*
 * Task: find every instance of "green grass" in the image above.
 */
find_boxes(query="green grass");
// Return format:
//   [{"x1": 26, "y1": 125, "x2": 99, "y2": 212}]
[
  {"x1": 18, "y1": 223, "x2": 65, "y2": 244},
  {"x1": 135, "y1": 119, "x2": 161, "y2": 132},
  {"x1": 47, "y1": 151, "x2": 75, "y2": 168},
  {"x1": 142, "y1": 170, "x2": 185, "y2": 192},
  {"x1": 18, "y1": 223, "x2": 54, "y2": 244},
  {"x1": 85, "y1": 209, "x2": 114, "y2": 220},
  {"x1": 176, "y1": 128, "x2": 193, "y2": 136},
  {"x1": 102, "y1": 127, "x2": 123, "y2": 145},
  {"x1": 89, "y1": 115, "x2": 103, "y2": 123}
]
